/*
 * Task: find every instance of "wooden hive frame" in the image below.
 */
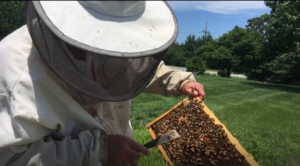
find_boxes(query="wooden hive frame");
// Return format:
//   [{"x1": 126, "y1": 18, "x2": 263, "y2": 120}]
[{"x1": 146, "y1": 97, "x2": 260, "y2": 166}]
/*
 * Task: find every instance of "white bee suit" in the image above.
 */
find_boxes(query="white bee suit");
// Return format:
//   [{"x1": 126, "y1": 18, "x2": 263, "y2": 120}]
[{"x1": 0, "y1": 26, "x2": 196, "y2": 166}]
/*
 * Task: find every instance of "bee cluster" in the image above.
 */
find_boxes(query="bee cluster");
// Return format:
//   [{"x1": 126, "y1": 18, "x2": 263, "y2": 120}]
[{"x1": 151, "y1": 99, "x2": 250, "y2": 166}]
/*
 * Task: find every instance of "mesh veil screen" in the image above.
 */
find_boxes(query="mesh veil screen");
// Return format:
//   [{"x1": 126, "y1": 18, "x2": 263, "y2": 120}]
[{"x1": 26, "y1": 1, "x2": 165, "y2": 102}]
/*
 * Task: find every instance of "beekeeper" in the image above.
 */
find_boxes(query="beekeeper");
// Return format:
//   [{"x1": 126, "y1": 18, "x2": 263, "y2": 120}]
[{"x1": 0, "y1": 1, "x2": 205, "y2": 166}]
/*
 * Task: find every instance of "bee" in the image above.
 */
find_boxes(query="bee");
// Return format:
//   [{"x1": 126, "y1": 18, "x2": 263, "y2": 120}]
[{"x1": 191, "y1": 147, "x2": 195, "y2": 152}]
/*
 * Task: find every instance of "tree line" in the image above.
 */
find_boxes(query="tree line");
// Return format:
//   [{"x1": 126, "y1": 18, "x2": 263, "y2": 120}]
[
  {"x1": 1, "y1": 1, "x2": 299, "y2": 85},
  {"x1": 164, "y1": 1, "x2": 300, "y2": 85}
]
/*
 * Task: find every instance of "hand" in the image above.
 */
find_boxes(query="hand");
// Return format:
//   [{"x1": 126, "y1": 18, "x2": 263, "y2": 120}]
[
  {"x1": 180, "y1": 81, "x2": 206, "y2": 100},
  {"x1": 107, "y1": 135, "x2": 150, "y2": 166}
]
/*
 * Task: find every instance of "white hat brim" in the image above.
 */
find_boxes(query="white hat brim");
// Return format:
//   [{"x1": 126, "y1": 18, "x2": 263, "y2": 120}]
[{"x1": 32, "y1": 1, "x2": 178, "y2": 57}]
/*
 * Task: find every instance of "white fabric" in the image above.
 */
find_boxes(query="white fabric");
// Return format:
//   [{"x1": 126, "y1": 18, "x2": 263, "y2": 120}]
[
  {"x1": 0, "y1": 25, "x2": 131, "y2": 166},
  {"x1": 39, "y1": 1, "x2": 176, "y2": 53},
  {"x1": 78, "y1": 1, "x2": 145, "y2": 17},
  {"x1": 0, "y1": 25, "x2": 195, "y2": 166}
]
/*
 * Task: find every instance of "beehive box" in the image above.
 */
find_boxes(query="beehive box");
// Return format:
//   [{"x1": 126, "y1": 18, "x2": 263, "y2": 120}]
[{"x1": 146, "y1": 98, "x2": 259, "y2": 166}]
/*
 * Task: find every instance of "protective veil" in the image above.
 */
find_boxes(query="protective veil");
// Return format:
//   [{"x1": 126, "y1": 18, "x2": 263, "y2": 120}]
[{"x1": 25, "y1": 1, "x2": 178, "y2": 102}]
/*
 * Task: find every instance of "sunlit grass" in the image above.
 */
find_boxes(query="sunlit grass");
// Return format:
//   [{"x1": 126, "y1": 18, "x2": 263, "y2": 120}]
[{"x1": 132, "y1": 75, "x2": 300, "y2": 166}]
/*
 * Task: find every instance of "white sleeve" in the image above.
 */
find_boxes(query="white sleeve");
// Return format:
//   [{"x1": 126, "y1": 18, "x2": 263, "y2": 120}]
[
  {"x1": 0, "y1": 94, "x2": 108, "y2": 166},
  {"x1": 144, "y1": 61, "x2": 196, "y2": 97},
  {"x1": 2, "y1": 130, "x2": 108, "y2": 166}
]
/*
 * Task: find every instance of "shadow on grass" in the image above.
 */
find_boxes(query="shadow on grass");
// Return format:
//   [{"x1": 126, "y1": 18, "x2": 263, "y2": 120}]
[{"x1": 242, "y1": 81, "x2": 300, "y2": 94}]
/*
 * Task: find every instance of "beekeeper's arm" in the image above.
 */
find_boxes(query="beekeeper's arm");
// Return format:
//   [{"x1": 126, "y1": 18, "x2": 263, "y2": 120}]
[
  {"x1": 0, "y1": 95, "x2": 108, "y2": 166},
  {"x1": 144, "y1": 61, "x2": 196, "y2": 97}
]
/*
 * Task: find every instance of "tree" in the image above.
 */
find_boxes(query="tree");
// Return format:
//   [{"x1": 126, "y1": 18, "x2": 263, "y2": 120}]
[
  {"x1": 263, "y1": 1, "x2": 299, "y2": 59},
  {"x1": 195, "y1": 40, "x2": 218, "y2": 69},
  {"x1": 184, "y1": 32, "x2": 214, "y2": 75},
  {"x1": 217, "y1": 26, "x2": 263, "y2": 73},
  {"x1": 204, "y1": 46, "x2": 239, "y2": 77},
  {"x1": 0, "y1": 1, "x2": 26, "y2": 41},
  {"x1": 264, "y1": 1, "x2": 286, "y2": 13},
  {"x1": 164, "y1": 42, "x2": 187, "y2": 66},
  {"x1": 178, "y1": 32, "x2": 214, "y2": 68},
  {"x1": 196, "y1": 32, "x2": 213, "y2": 47},
  {"x1": 186, "y1": 56, "x2": 206, "y2": 75},
  {"x1": 246, "y1": 14, "x2": 269, "y2": 35},
  {"x1": 182, "y1": 34, "x2": 198, "y2": 58},
  {"x1": 193, "y1": 25, "x2": 263, "y2": 77},
  {"x1": 248, "y1": 1, "x2": 300, "y2": 85},
  {"x1": 267, "y1": 51, "x2": 300, "y2": 85}
]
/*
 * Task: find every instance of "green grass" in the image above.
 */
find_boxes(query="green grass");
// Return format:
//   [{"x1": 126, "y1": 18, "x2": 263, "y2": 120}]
[{"x1": 131, "y1": 75, "x2": 300, "y2": 166}]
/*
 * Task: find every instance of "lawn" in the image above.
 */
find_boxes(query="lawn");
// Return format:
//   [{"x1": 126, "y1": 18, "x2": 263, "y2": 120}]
[{"x1": 131, "y1": 75, "x2": 300, "y2": 166}]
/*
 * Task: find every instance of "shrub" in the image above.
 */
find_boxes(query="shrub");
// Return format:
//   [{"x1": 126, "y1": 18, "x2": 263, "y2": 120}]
[
  {"x1": 186, "y1": 57, "x2": 206, "y2": 75},
  {"x1": 217, "y1": 69, "x2": 231, "y2": 77}
]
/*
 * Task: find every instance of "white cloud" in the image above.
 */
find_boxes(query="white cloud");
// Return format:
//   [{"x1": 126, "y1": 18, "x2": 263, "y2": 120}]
[{"x1": 167, "y1": 1, "x2": 269, "y2": 15}]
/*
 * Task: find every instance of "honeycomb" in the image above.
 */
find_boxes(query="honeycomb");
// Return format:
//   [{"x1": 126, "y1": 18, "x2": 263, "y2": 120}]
[{"x1": 150, "y1": 99, "x2": 251, "y2": 166}]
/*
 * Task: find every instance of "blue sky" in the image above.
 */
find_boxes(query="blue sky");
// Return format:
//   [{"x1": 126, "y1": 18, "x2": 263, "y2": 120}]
[{"x1": 167, "y1": 1, "x2": 271, "y2": 44}]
